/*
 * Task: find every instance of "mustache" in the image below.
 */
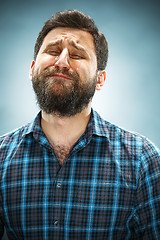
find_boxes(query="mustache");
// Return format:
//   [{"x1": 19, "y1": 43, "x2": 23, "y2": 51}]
[{"x1": 42, "y1": 67, "x2": 79, "y2": 80}]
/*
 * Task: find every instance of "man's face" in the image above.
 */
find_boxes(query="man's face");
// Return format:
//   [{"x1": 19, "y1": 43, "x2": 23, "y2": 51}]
[{"x1": 30, "y1": 27, "x2": 100, "y2": 116}]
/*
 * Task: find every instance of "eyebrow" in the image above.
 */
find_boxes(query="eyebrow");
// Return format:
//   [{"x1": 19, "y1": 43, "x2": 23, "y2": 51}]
[
  {"x1": 69, "y1": 40, "x2": 87, "y2": 54},
  {"x1": 45, "y1": 39, "x2": 87, "y2": 55},
  {"x1": 45, "y1": 39, "x2": 62, "y2": 48}
]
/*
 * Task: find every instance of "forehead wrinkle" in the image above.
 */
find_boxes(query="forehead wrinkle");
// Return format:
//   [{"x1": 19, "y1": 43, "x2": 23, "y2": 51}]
[{"x1": 45, "y1": 37, "x2": 87, "y2": 54}]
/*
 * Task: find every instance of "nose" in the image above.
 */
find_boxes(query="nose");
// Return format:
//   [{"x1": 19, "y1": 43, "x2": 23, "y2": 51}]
[{"x1": 54, "y1": 48, "x2": 70, "y2": 70}]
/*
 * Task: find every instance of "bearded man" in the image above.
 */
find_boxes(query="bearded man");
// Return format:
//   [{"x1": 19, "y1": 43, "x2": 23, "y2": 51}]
[{"x1": 0, "y1": 9, "x2": 160, "y2": 240}]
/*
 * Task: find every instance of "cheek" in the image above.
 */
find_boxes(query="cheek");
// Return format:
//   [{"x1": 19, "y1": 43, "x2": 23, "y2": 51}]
[
  {"x1": 72, "y1": 60, "x2": 83, "y2": 73},
  {"x1": 76, "y1": 63, "x2": 96, "y2": 81},
  {"x1": 74, "y1": 57, "x2": 97, "y2": 80},
  {"x1": 34, "y1": 55, "x2": 56, "y2": 73}
]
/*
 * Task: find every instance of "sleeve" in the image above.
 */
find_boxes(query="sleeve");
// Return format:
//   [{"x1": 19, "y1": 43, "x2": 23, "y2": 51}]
[
  {"x1": 0, "y1": 138, "x2": 5, "y2": 238},
  {"x1": 135, "y1": 139, "x2": 160, "y2": 239}
]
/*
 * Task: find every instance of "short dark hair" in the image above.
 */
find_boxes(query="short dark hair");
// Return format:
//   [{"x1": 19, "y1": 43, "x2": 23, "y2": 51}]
[{"x1": 34, "y1": 9, "x2": 108, "y2": 70}]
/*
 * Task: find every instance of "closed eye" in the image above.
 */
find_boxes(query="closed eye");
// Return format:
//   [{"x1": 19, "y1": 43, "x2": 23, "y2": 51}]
[
  {"x1": 70, "y1": 54, "x2": 84, "y2": 59},
  {"x1": 47, "y1": 50, "x2": 60, "y2": 56}
]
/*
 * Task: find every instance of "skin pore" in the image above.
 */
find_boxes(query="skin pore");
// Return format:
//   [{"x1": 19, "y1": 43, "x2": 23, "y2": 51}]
[{"x1": 30, "y1": 27, "x2": 106, "y2": 165}]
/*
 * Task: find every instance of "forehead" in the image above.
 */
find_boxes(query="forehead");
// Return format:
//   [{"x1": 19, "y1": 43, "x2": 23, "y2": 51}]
[{"x1": 41, "y1": 27, "x2": 96, "y2": 51}]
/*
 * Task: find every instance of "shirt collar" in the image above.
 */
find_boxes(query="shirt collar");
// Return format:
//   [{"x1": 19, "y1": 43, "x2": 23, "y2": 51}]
[
  {"x1": 22, "y1": 109, "x2": 110, "y2": 141},
  {"x1": 21, "y1": 111, "x2": 43, "y2": 138},
  {"x1": 89, "y1": 108, "x2": 110, "y2": 139}
]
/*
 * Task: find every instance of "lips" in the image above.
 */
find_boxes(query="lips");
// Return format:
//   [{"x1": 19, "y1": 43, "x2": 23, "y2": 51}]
[{"x1": 49, "y1": 73, "x2": 73, "y2": 80}]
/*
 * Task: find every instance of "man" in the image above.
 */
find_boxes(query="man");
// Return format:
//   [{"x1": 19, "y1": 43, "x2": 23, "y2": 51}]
[{"x1": 0, "y1": 9, "x2": 160, "y2": 240}]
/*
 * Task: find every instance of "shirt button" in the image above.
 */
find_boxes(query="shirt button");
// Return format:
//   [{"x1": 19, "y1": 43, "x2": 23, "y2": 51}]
[
  {"x1": 54, "y1": 220, "x2": 59, "y2": 225},
  {"x1": 56, "y1": 182, "x2": 62, "y2": 188}
]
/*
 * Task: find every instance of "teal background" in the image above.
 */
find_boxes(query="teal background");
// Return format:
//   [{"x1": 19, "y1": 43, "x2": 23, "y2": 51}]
[
  {"x1": 0, "y1": 0, "x2": 160, "y2": 238},
  {"x1": 0, "y1": 0, "x2": 160, "y2": 149}
]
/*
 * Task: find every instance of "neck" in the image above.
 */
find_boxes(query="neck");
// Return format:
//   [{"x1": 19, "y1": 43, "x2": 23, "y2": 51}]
[{"x1": 41, "y1": 105, "x2": 92, "y2": 148}]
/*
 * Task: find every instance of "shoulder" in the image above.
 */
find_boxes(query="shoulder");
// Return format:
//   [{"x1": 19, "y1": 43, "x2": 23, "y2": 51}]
[
  {"x1": 93, "y1": 109, "x2": 160, "y2": 159},
  {"x1": 108, "y1": 120, "x2": 159, "y2": 157},
  {"x1": 94, "y1": 109, "x2": 143, "y2": 146},
  {"x1": 0, "y1": 126, "x2": 27, "y2": 182},
  {"x1": 102, "y1": 118, "x2": 160, "y2": 191},
  {"x1": 105, "y1": 119, "x2": 160, "y2": 178},
  {"x1": 0, "y1": 112, "x2": 41, "y2": 152},
  {"x1": 0, "y1": 120, "x2": 35, "y2": 165},
  {"x1": 0, "y1": 125, "x2": 27, "y2": 148}
]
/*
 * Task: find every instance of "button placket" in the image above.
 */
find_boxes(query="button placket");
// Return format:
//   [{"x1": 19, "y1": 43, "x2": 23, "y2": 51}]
[{"x1": 52, "y1": 180, "x2": 62, "y2": 226}]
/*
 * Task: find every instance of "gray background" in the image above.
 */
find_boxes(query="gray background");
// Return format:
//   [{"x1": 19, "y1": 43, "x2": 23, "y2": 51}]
[{"x1": 0, "y1": 0, "x2": 160, "y2": 238}]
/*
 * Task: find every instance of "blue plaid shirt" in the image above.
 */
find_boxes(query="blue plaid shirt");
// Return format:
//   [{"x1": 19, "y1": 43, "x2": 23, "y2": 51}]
[{"x1": 0, "y1": 109, "x2": 160, "y2": 240}]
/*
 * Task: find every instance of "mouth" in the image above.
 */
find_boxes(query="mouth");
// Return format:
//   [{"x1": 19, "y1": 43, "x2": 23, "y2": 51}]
[{"x1": 49, "y1": 73, "x2": 73, "y2": 81}]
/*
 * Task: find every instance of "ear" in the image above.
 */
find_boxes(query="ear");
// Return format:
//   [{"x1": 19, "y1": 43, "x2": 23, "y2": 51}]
[
  {"x1": 29, "y1": 60, "x2": 35, "y2": 81},
  {"x1": 96, "y1": 70, "x2": 106, "y2": 91}
]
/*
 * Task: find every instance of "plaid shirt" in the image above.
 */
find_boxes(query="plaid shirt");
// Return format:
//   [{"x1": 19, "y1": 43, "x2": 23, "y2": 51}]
[{"x1": 0, "y1": 109, "x2": 160, "y2": 240}]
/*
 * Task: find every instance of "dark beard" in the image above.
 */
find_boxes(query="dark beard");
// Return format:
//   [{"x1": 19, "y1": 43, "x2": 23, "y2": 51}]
[{"x1": 32, "y1": 66, "x2": 97, "y2": 117}]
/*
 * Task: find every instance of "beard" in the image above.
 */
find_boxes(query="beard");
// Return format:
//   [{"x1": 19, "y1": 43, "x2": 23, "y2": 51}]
[{"x1": 32, "y1": 66, "x2": 97, "y2": 117}]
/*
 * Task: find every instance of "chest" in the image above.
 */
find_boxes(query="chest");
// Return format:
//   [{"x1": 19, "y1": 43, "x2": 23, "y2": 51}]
[
  {"x1": 52, "y1": 144, "x2": 71, "y2": 165},
  {"x1": 1, "y1": 141, "x2": 137, "y2": 239}
]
